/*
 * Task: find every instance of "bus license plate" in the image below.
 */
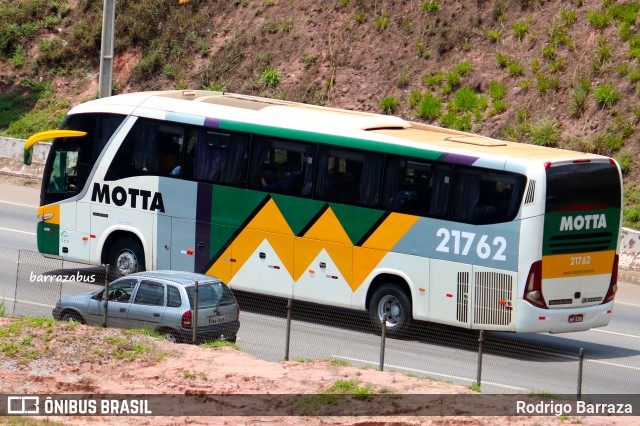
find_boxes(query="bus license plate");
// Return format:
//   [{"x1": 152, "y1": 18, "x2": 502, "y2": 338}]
[
  {"x1": 568, "y1": 314, "x2": 584, "y2": 323},
  {"x1": 207, "y1": 316, "x2": 225, "y2": 325}
]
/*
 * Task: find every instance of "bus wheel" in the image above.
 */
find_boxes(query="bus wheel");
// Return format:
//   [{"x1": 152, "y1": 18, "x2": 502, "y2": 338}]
[
  {"x1": 107, "y1": 237, "x2": 146, "y2": 278},
  {"x1": 368, "y1": 284, "x2": 412, "y2": 336}
]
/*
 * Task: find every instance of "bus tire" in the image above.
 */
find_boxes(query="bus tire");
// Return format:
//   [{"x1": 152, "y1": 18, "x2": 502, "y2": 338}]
[
  {"x1": 107, "y1": 237, "x2": 146, "y2": 279},
  {"x1": 368, "y1": 284, "x2": 412, "y2": 337}
]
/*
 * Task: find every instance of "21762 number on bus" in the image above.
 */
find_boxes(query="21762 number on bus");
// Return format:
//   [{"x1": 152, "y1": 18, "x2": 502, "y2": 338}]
[{"x1": 435, "y1": 228, "x2": 507, "y2": 261}]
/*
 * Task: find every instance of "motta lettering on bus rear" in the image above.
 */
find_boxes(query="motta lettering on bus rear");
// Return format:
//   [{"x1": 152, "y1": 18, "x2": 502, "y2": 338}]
[
  {"x1": 91, "y1": 183, "x2": 165, "y2": 212},
  {"x1": 559, "y1": 214, "x2": 607, "y2": 231}
]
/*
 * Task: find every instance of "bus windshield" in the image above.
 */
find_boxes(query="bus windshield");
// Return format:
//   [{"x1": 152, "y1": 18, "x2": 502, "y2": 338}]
[
  {"x1": 545, "y1": 161, "x2": 621, "y2": 213},
  {"x1": 41, "y1": 113, "x2": 125, "y2": 205}
]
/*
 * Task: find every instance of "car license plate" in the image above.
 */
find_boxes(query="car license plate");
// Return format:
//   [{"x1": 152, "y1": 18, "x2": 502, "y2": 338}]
[
  {"x1": 568, "y1": 314, "x2": 584, "y2": 323},
  {"x1": 207, "y1": 316, "x2": 225, "y2": 325}
]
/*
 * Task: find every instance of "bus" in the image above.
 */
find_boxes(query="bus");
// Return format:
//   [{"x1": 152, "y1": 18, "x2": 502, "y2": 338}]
[{"x1": 23, "y1": 90, "x2": 622, "y2": 335}]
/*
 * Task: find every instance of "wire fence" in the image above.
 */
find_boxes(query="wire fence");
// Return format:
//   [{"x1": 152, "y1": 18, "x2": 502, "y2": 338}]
[{"x1": 0, "y1": 245, "x2": 638, "y2": 396}]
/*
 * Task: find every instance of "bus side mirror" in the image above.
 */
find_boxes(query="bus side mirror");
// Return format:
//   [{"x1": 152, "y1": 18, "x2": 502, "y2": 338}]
[{"x1": 23, "y1": 129, "x2": 88, "y2": 166}]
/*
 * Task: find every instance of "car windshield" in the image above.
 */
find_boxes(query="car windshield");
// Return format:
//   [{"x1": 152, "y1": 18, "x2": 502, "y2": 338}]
[{"x1": 186, "y1": 282, "x2": 236, "y2": 309}]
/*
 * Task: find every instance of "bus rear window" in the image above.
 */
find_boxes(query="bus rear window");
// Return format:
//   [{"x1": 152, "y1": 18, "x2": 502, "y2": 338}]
[{"x1": 546, "y1": 161, "x2": 621, "y2": 212}]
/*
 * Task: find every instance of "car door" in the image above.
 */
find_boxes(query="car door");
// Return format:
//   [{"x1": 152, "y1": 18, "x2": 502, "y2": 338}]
[
  {"x1": 87, "y1": 278, "x2": 137, "y2": 328},
  {"x1": 126, "y1": 280, "x2": 166, "y2": 330}
]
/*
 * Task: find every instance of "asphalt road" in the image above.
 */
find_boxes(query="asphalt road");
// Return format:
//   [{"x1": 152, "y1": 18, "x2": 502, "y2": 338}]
[{"x1": 1, "y1": 181, "x2": 639, "y2": 394}]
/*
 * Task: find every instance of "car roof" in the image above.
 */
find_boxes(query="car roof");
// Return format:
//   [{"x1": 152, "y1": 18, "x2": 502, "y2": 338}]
[{"x1": 122, "y1": 271, "x2": 223, "y2": 287}]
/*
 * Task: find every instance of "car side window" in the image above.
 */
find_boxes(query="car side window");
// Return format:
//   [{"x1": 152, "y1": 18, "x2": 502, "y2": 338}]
[
  {"x1": 133, "y1": 281, "x2": 165, "y2": 306},
  {"x1": 167, "y1": 285, "x2": 182, "y2": 308},
  {"x1": 106, "y1": 279, "x2": 137, "y2": 302}
]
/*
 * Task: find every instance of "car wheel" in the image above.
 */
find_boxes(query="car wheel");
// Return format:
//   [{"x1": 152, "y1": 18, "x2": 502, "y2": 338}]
[
  {"x1": 107, "y1": 237, "x2": 146, "y2": 279},
  {"x1": 368, "y1": 283, "x2": 412, "y2": 337},
  {"x1": 164, "y1": 330, "x2": 182, "y2": 344},
  {"x1": 225, "y1": 335, "x2": 237, "y2": 344},
  {"x1": 61, "y1": 311, "x2": 84, "y2": 324}
]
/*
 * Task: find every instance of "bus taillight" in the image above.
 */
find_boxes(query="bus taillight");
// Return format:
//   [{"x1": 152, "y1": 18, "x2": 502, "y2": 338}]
[
  {"x1": 524, "y1": 260, "x2": 547, "y2": 309},
  {"x1": 603, "y1": 254, "x2": 619, "y2": 304}
]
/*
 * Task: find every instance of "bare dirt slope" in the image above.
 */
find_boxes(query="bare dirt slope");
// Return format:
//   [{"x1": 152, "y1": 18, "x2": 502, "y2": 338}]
[{"x1": 0, "y1": 316, "x2": 634, "y2": 425}]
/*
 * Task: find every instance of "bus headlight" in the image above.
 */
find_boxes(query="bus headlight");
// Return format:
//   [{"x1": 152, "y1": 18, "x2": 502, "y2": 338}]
[{"x1": 37, "y1": 213, "x2": 54, "y2": 222}]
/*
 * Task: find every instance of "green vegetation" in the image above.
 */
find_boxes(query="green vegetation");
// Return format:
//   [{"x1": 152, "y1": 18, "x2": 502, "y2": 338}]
[
  {"x1": 593, "y1": 82, "x2": 621, "y2": 107},
  {"x1": 374, "y1": 11, "x2": 390, "y2": 30},
  {"x1": 417, "y1": 93, "x2": 441, "y2": 120},
  {"x1": 512, "y1": 20, "x2": 530, "y2": 40},
  {"x1": 486, "y1": 29, "x2": 501, "y2": 42},
  {"x1": 201, "y1": 340, "x2": 239, "y2": 349},
  {"x1": 379, "y1": 96, "x2": 399, "y2": 114},
  {"x1": 467, "y1": 382, "x2": 481, "y2": 392},
  {"x1": 529, "y1": 117, "x2": 560, "y2": 146},
  {"x1": 260, "y1": 67, "x2": 282, "y2": 88},
  {"x1": 421, "y1": 1, "x2": 440, "y2": 13}
]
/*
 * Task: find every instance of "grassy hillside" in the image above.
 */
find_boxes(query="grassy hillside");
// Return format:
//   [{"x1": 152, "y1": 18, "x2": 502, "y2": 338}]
[{"x1": 1, "y1": 0, "x2": 640, "y2": 225}]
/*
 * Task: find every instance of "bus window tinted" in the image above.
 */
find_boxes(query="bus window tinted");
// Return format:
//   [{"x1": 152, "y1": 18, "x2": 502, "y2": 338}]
[
  {"x1": 315, "y1": 147, "x2": 383, "y2": 207},
  {"x1": 105, "y1": 119, "x2": 184, "y2": 180},
  {"x1": 451, "y1": 167, "x2": 526, "y2": 225},
  {"x1": 183, "y1": 129, "x2": 248, "y2": 186},
  {"x1": 249, "y1": 137, "x2": 315, "y2": 197},
  {"x1": 546, "y1": 161, "x2": 621, "y2": 212}
]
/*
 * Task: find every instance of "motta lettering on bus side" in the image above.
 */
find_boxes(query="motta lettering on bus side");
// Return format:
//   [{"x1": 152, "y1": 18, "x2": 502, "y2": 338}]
[
  {"x1": 559, "y1": 214, "x2": 607, "y2": 231},
  {"x1": 91, "y1": 183, "x2": 165, "y2": 213}
]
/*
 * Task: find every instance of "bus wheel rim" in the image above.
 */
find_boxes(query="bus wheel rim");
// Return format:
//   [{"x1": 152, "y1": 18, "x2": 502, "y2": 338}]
[
  {"x1": 116, "y1": 250, "x2": 138, "y2": 275},
  {"x1": 378, "y1": 295, "x2": 401, "y2": 327}
]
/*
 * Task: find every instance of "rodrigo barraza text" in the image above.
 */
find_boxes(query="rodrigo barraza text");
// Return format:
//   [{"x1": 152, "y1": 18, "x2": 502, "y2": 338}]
[{"x1": 516, "y1": 400, "x2": 633, "y2": 415}]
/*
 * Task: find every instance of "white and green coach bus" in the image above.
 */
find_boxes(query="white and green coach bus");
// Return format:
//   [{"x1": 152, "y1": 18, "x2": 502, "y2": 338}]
[{"x1": 24, "y1": 90, "x2": 622, "y2": 335}]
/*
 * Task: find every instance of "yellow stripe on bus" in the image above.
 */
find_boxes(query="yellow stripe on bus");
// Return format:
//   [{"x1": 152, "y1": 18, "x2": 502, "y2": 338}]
[{"x1": 542, "y1": 250, "x2": 616, "y2": 279}]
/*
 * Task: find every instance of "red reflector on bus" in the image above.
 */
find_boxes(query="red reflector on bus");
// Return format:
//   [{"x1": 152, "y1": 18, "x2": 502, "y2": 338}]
[
  {"x1": 538, "y1": 316, "x2": 546, "y2": 320},
  {"x1": 607, "y1": 310, "x2": 612, "y2": 314},
  {"x1": 506, "y1": 307, "x2": 512, "y2": 311},
  {"x1": 186, "y1": 249, "x2": 194, "y2": 255},
  {"x1": 90, "y1": 234, "x2": 96, "y2": 238},
  {"x1": 446, "y1": 294, "x2": 453, "y2": 298}
]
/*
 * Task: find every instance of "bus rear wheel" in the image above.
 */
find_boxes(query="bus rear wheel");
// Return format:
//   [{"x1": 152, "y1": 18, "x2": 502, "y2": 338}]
[
  {"x1": 368, "y1": 284, "x2": 412, "y2": 337},
  {"x1": 107, "y1": 237, "x2": 145, "y2": 279}
]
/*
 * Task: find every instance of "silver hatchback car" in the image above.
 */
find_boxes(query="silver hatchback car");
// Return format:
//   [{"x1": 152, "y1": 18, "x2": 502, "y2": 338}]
[{"x1": 52, "y1": 271, "x2": 240, "y2": 343}]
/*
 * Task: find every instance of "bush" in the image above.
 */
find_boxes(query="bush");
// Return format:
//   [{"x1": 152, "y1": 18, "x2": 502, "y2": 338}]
[
  {"x1": 488, "y1": 81, "x2": 506, "y2": 101},
  {"x1": 593, "y1": 83, "x2": 621, "y2": 107},
  {"x1": 417, "y1": 93, "x2": 441, "y2": 120},
  {"x1": 379, "y1": 97, "x2": 399, "y2": 114},
  {"x1": 454, "y1": 87, "x2": 478, "y2": 112},
  {"x1": 529, "y1": 117, "x2": 560, "y2": 146},
  {"x1": 260, "y1": 68, "x2": 281, "y2": 87}
]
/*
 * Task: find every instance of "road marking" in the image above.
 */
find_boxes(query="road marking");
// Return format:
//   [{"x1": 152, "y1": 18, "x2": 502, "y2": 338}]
[
  {"x1": 615, "y1": 301, "x2": 640, "y2": 308},
  {"x1": 587, "y1": 359, "x2": 640, "y2": 372},
  {"x1": 333, "y1": 356, "x2": 527, "y2": 391},
  {"x1": 590, "y1": 328, "x2": 640, "y2": 339},
  {"x1": 2, "y1": 298, "x2": 54, "y2": 309},
  {"x1": 0, "y1": 200, "x2": 37, "y2": 209},
  {"x1": 0, "y1": 226, "x2": 36, "y2": 236}
]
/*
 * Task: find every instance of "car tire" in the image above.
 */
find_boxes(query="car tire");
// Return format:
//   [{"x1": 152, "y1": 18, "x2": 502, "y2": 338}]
[
  {"x1": 368, "y1": 284, "x2": 412, "y2": 337},
  {"x1": 107, "y1": 237, "x2": 146, "y2": 279},
  {"x1": 61, "y1": 311, "x2": 84, "y2": 324},
  {"x1": 226, "y1": 335, "x2": 237, "y2": 344},
  {"x1": 164, "y1": 330, "x2": 182, "y2": 344}
]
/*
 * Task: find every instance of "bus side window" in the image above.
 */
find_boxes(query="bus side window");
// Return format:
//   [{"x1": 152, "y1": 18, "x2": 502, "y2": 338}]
[
  {"x1": 184, "y1": 128, "x2": 248, "y2": 186},
  {"x1": 106, "y1": 119, "x2": 185, "y2": 180},
  {"x1": 249, "y1": 137, "x2": 314, "y2": 197},
  {"x1": 451, "y1": 166, "x2": 524, "y2": 225},
  {"x1": 383, "y1": 157, "x2": 432, "y2": 216},
  {"x1": 315, "y1": 148, "x2": 382, "y2": 207}
]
